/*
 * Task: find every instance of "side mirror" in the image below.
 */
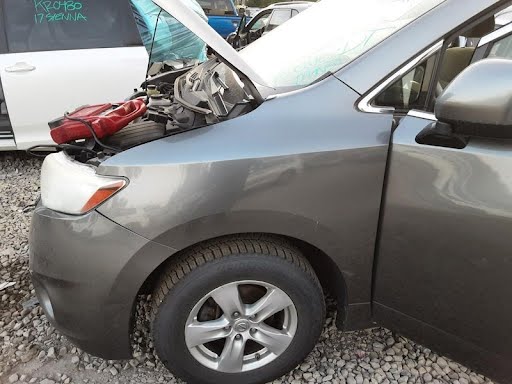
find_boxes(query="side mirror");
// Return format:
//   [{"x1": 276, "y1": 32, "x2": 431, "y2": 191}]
[{"x1": 435, "y1": 59, "x2": 512, "y2": 139}]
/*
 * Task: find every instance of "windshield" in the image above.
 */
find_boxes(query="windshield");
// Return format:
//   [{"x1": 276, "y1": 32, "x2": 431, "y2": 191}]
[
  {"x1": 239, "y1": 0, "x2": 447, "y2": 88},
  {"x1": 131, "y1": 0, "x2": 207, "y2": 63}
]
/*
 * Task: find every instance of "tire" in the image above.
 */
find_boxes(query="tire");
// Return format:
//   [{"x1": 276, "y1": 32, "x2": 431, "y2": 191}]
[{"x1": 151, "y1": 235, "x2": 325, "y2": 384}]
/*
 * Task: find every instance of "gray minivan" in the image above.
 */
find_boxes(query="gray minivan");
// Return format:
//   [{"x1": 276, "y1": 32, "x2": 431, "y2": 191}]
[{"x1": 30, "y1": 0, "x2": 512, "y2": 383}]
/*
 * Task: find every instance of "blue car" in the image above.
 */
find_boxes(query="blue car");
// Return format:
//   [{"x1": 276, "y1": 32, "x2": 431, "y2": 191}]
[{"x1": 197, "y1": 0, "x2": 243, "y2": 37}]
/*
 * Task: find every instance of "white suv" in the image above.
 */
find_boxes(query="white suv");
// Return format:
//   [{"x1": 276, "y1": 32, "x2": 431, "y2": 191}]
[{"x1": 0, "y1": 0, "x2": 149, "y2": 150}]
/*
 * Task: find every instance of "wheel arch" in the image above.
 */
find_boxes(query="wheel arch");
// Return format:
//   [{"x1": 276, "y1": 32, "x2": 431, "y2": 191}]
[{"x1": 135, "y1": 232, "x2": 349, "y2": 329}]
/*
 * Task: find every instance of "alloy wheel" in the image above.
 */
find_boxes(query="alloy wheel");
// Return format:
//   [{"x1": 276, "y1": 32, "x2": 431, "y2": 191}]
[{"x1": 184, "y1": 280, "x2": 298, "y2": 373}]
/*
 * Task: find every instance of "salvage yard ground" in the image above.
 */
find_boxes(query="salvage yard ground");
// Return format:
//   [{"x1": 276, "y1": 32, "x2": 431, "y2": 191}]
[{"x1": 0, "y1": 152, "x2": 495, "y2": 384}]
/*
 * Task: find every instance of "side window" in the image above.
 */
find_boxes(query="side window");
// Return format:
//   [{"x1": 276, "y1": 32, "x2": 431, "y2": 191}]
[
  {"x1": 374, "y1": 12, "x2": 506, "y2": 113},
  {"x1": 198, "y1": 0, "x2": 235, "y2": 16},
  {"x1": 249, "y1": 12, "x2": 271, "y2": 32},
  {"x1": 266, "y1": 9, "x2": 291, "y2": 32},
  {"x1": 374, "y1": 54, "x2": 437, "y2": 111},
  {"x1": 3, "y1": 0, "x2": 142, "y2": 53},
  {"x1": 487, "y1": 34, "x2": 512, "y2": 59}
]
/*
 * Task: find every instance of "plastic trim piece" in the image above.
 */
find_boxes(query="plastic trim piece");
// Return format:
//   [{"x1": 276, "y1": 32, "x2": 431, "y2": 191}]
[
  {"x1": 357, "y1": 41, "x2": 443, "y2": 114},
  {"x1": 478, "y1": 22, "x2": 512, "y2": 47},
  {"x1": 408, "y1": 110, "x2": 437, "y2": 121}
]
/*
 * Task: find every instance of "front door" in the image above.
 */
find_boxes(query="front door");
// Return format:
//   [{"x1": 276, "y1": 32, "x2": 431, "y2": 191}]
[
  {"x1": 371, "y1": 8, "x2": 512, "y2": 382},
  {"x1": 0, "y1": 1, "x2": 13, "y2": 149},
  {"x1": 242, "y1": 9, "x2": 272, "y2": 45},
  {"x1": 374, "y1": 110, "x2": 512, "y2": 382}
]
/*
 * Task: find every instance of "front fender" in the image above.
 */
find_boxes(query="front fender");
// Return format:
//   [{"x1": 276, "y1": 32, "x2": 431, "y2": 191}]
[{"x1": 97, "y1": 77, "x2": 390, "y2": 306}]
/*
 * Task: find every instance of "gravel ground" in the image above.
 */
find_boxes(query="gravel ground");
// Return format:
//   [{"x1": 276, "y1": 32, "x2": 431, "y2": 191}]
[{"x1": 0, "y1": 151, "x2": 496, "y2": 384}]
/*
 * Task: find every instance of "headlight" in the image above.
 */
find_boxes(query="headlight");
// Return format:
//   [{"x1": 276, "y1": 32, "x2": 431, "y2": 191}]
[{"x1": 40, "y1": 152, "x2": 126, "y2": 215}]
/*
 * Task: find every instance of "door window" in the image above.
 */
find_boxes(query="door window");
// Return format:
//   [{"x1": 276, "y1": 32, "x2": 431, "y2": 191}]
[
  {"x1": 374, "y1": 54, "x2": 437, "y2": 111},
  {"x1": 373, "y1": 9, "x2": 512, "y2": 113},
  {"x1": 488, "y1": 34, "x2": 512, "y2": 59},
  {"x1": 266, "y1": 9, "x2": 291, "y2": 32},
  {"x1": 248, "y1": 12, "x2": 271, "y2": 32},
  {"x1": 3, "y1": 0, "x2": 142, "y2": 53}
]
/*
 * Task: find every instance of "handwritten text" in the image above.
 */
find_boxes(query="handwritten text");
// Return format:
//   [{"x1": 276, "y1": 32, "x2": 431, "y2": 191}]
[{"x1": 33, "y1": 1, "x2": 87, "y2": 23}]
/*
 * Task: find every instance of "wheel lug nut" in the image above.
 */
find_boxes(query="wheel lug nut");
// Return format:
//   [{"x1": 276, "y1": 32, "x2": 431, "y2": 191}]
[
  {"x1": 224, "y1": 326, "x2": 231, "y2": 331},
  {"x1": 232, "y1": 311, "x2": 240, "y2": 318},
  {"x1": 250, "y1": 328, "x2": 257, "y2": 335},
  {"x1": 235, "y1": 334, "x2": 242, "y2": 340}
]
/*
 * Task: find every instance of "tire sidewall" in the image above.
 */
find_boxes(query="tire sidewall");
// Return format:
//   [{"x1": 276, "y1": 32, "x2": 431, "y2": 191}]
[{"x1": 153, "y1": 253, "x2": 325, "y2": 384}]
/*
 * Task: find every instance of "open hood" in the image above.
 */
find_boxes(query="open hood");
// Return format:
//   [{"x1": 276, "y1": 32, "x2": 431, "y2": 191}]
[{"x1": 153, "y1": 0, "x2": 274, "y2": 96}]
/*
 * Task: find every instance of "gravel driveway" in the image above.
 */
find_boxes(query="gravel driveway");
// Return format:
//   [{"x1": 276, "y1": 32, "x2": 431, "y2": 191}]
[{"x1": 0, "y1": 152, "x2": 496, "y2": 384}]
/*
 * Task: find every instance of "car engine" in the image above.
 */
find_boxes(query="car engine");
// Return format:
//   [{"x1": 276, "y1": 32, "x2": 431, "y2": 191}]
[{"x1": 42, "y1": 60, "x2": 257, "y2": 165}]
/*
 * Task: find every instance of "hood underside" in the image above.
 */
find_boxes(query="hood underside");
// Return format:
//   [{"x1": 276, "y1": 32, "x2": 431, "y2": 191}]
[{"x1": 153, "y1": 0, "x2": 275, "y2": 96}]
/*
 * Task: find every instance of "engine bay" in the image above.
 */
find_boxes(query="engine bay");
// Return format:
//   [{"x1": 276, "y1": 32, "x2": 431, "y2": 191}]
[{"x1": 43, "y1": 59, "x2": 259, "y2": 165}]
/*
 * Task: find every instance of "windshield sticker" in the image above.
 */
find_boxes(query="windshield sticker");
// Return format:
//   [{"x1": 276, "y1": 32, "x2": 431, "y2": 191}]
[{"x1": 33, "y1": 1, "x2": 87, "y2": 23}]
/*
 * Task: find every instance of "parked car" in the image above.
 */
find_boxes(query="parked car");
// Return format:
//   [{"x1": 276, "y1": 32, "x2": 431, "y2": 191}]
[
  {"x1": 30, "y1": 1, "x2": 512, "y2": 384},
  {"x1": 198, "y1": 0, "x2": 243, "y2": 37},
  {"x1": 0, "y1": 0, "x2": 205, "y2": 151},
  {"x1": 245, "y1": 6, "x2": 261, "y2": 17},
  {"x1": 227, "y1": 1, "x2": 313, "y2": 48}
]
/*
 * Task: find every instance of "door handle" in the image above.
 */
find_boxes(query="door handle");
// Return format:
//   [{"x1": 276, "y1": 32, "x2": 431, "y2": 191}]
[{"x1": 5, "y1": 62, "x2": 36, "y2": 73}]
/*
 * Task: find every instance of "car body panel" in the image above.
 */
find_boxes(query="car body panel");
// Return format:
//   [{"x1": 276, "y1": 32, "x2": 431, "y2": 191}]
[
  {"x1": 375, "y1": 113, "x2": 512, "y2": 382},
  {"x1": 197, "y1": 0, "x2": 241, "y2": 37},
  {"x1": 97, "y1": 76, "x2": 393, "y2": 307},
  {"x1": 29, "y1": 205, "x2": 176, "y2": 359},
  {"x1": 0, "y1": 46, "x2": 148, "y2": 150},
  {"x1": 207, "y1": 14, "x2": 242, "y2": 38},
  {"x1": 154, "y1": 0, "x2": 272, "y2": 90}
]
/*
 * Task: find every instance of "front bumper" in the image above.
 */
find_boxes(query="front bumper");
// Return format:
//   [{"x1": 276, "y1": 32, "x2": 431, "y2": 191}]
[{"x1": 29, "y1": 205, "x2": 174, "y2": 359}]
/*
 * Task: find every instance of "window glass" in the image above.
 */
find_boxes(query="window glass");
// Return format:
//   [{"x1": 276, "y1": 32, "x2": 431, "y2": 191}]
[
  {"x1": 374, "y1": 55, "x2": 435, "y2": 110},
  {"x1": 0, "y1": 2, "x2": 7, "y2": 54},
  {"x1": 433, "y1": 13, "x2": 499, "y2": 102},
  {"x1": 240, "y1": 0, "x2": 447, "y2": 88},
  {"x1": 374, "y1": 6, "x2": 512, "y2": 113},
  {"x1": 130, "y1": 0, "x2": 207, "y2": 63},
  {"x1": 198, "y1": 0, "x2": 235, "y2": 16},
  {"x1": 267, "y1": 9, "x2": 291, "y2": 32},
  {"x1": 4, "y1": 0, "x2": 142, "y2": 53},
  {"x1": 488, "y1": 34, "x2": 512, "y2": 59},
  {"x1": 249, "y1": 12, "x2": 271, "y2": 32}
]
